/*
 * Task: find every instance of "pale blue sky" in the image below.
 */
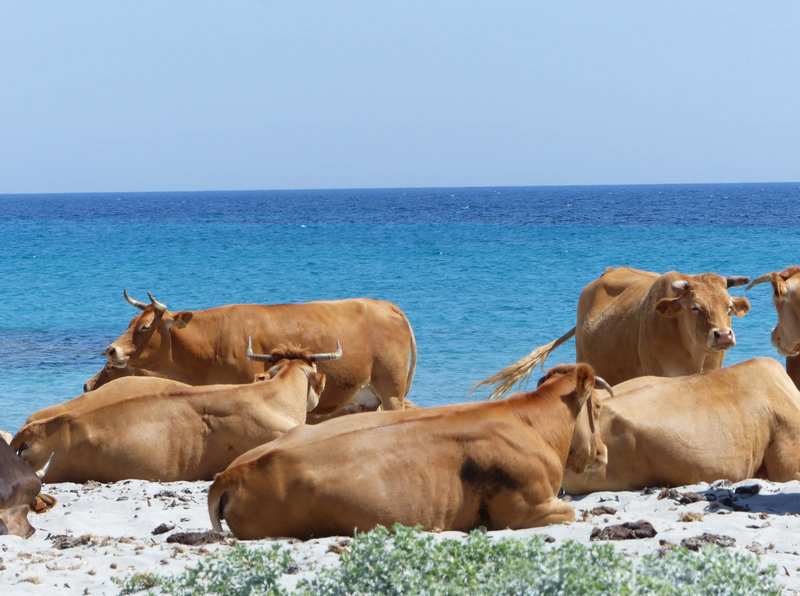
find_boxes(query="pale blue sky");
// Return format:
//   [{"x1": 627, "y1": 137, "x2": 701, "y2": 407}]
[{"x1": 2, "y1": 2, "x2": 798, "y2": 193}]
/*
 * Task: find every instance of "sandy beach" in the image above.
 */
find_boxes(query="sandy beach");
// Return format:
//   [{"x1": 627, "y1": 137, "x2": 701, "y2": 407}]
[{"x1": 3, "y1": 477, "x2": 800, "y2": 594}]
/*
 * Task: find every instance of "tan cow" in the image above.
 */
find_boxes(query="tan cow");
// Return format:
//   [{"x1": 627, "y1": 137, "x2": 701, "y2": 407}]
[
  {"x1": 747, "y1": 266, "x2": 800, "y2": 389},
  {"x1": 1, "y1": 435, "x2": 56, "y2": 537},
  {"x1": 87, "y1": 291, "x2": 416, "y2": 415},
  {"x1": 477, "y1": 266, "x2": 750, "y2": 398},
  {"x1": 83, "y1": 361, "x2": 168, "y2": 392},
  {"x1": 12, "y1": 344, "x2": 339, "y2": 483},
  {"x1": 207, "y1": 363, "x2": 611, "y2": 540},
  {"x1": 28, "y1": 376, "x2": 190, "y2": 425},
  {"x1": 562, "y1": 358, "x2": 800, "y2": 494}
]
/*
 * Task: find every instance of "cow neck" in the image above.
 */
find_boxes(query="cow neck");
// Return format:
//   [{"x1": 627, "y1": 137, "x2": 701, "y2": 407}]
[
  {"x1": 511, "y1": 380, "x2": 579, "y2": 458},
  {"x1": 254, "y1": 363, "x2": 313, "y2": 420}
]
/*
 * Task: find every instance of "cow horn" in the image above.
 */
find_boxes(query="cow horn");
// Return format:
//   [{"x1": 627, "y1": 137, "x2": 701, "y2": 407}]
[
  {"x1": 246, "y1": 337, "x2": 277, "y2": 363},
  {"x1": 746, "y1": 273, "x2": 772, "y2": 290},
  {"x1": 310, "y1": 340, "x2": 343, "y2": 362},
  {"x1": 726, "y1": 275, "x2": 750, "y2": 288},
  {"x1": 594, "y1": 376, "x2": 613, "y2": 397},
  {"x1": 36, "y1": 452, "x2": 55, "y2": 479},
  {"x1": 123, "y1": 289, "x2": 148, "y2": 311},
  {"x1": 147, "y1": 292, "x2": 167, "y2": 313},
  {"x1": 671, "y1": 280, "x2": 689, "y2": 294}
]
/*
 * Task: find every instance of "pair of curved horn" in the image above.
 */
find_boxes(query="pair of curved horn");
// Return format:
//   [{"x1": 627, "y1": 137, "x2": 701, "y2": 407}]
[
  {"x1": 246, "y1": 338, "x2": 343, "y2": 363},
  {"x1": 123, "y1": 289, "x2": 166, "y2": 313}
]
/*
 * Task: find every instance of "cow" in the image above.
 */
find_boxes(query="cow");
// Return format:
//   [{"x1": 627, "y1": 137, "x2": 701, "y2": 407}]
[
  {"x1": 207, "y1": 363, "x2": 611, "y2": 540},
  {"x1": 87, "y1": 291, "x2": 417, "y2": 416},
  {"x1": 476, "y1": 266, "x2": 751, "y2": 398},
  {"x1": 29, "y1": 376, "x2": 191, "y2": 426},
  {"x1": 561, "y1": 358, "x2": 800, "y2": 494},
  {"x1": 11, "y1": 343, "x2": 340, "y2": 483},
  {"x1": 83, "y1": 361, "x2": 168, "y2": 392},
  {"x1": 1, "y1": 433, "x2": 56, "y2": 537},
  {"x1": 747, "y1": 267, "x2": 800, "y2": 389}
]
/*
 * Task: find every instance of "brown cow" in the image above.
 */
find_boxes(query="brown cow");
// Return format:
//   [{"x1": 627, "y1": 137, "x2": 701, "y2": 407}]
[
  {"x1": 747, "y1": 266, "x2": 800, "y2": 389},
  {"x1": 1, "y1": 434, "x2": 56, "y2": 537},
  {"x1": 477, "y1": 266, "x2": 750, "y2": 398},
  {"x1": 88, "y1": 291, "x2": 416, "y2": 415},
  {"x1": 12, "y1": 344, "x2": 339, "y2": 483},
  {"x1": 83, "y1": 361, "x2": 168, "y2": 392},
  {"x1": 562, "y1": 358, "x2": 800, "y2": 494},
  {"x1": 207, "y1": 363, "x2": 610, "y2": 540}
]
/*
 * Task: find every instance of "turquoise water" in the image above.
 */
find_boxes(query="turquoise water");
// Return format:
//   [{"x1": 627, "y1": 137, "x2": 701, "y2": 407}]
[{"x1": 2, "y1": 183, "x2": 799, "y2": 433}]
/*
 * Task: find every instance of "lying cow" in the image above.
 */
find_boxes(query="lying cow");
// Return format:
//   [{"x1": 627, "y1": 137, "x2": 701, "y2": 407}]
[
  {"x1": 747, "y1": 267, "x2": 800, "y2": 389},
  {"x1": 562, "y1": 358, "x2": 800, "y2": 494},
  {"x1": 86, "y1": 291, "x2": 417, "y2": 416},
  {"x1": 1, "y1": 433, "x2": 56, "y2": 537},
  {"x1": 477, "y1": 266, "x2": 750, "y2": 398},
  {"x1": 27, "y1": 376, "x2": 190, "y2": 426},
  {"x1": 208, "y1": 363, "x2": 611, "y2": 540},
  {"x1": 12, "y1": 343, "x2": 340, "y2": 483},
  {"x1": 83, "y1": 361, "x2": 169, "y2": 392}
]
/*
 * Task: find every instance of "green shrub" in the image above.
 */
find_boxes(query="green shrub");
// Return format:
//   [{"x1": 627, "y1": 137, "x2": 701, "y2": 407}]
[
  {"x1": 117, "y1": 524, "x2": 781, "y2": 595},
  {"x1": 116, "y1": 543, "x2": 293, "y2": 595}
]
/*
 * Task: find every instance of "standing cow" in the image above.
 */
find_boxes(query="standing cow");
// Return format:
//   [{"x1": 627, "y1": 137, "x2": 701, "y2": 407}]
[
  {"x1": 477, "y1": 266, "x2": 750, "y2": 398},
  {"x1": 86, "y1": 291, "x2": 417, "y2": 416},
  {"x1": 208, "y1": 363, "x2": 611, "y2": 540},
  {"x1": 747, "y1": 266, "x2": 800, "y2": 389}
]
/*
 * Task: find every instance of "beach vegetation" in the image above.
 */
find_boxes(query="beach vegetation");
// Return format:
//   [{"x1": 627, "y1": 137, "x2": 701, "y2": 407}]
[{"x1": 116, "y1": 523, "x2": 780, "y2": 595}]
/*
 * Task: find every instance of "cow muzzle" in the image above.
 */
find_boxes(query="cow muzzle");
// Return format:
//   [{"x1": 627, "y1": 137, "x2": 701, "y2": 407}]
[
  {"x1": 708, "y1": 328, "x2": 735, "y2": 351},
  {"x1": 104, "y1": 345, "x2": 129, "y2": 368},
  {"x1": 771, "y1": 327, "x2": 800, "y2": 357}
]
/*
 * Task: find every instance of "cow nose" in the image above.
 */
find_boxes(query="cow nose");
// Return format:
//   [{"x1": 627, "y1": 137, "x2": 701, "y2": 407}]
[
  {"x1": 105, "y1": 345, "x2": 123, "y2": 361},
  {"x1": 711, "y1": 328, "x2": 735, "y2": 348}
]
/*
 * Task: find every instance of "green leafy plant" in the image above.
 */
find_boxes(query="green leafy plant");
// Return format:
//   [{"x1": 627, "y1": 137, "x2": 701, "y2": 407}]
[{"x1": 117, "y1": 524, "x2": 781, "y2": 595}]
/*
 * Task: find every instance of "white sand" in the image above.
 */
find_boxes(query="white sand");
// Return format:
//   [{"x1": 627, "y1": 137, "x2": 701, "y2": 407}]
[{"x1": 3, "y1": 478, "x2": 800, "y2": 594}]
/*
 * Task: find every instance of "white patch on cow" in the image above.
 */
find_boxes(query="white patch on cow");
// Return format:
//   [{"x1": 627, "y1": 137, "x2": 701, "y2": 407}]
[{"x1": 351, "y1": 386, "x2": 382, "y2": 412}]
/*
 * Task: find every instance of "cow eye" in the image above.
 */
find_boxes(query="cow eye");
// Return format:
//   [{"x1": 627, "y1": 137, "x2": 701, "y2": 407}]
[
  {"x1": 138, "y1": 324, "x2": 151, "y2": 333},
  {"x1": 690, "y1": 304, "x2": 701, "y2": 314}
]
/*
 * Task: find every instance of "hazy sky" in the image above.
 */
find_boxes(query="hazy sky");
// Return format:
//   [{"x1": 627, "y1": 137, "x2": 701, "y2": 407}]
[{"x1": 2, "y1": 2, "x2": 798, "y2": 193}]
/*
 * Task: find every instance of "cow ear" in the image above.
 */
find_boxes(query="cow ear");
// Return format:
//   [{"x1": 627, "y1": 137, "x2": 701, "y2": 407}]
[
  {"x1": 307, "y1": 373, "x2": 325, "y2": 411},
  {"x1": 771, "y1": 273, "x2": 789, "y2": 298},
  {"x1": 731, "y1": 296, "x2": 751, "y2": 317},
  {"x1": 655, "y1": 296, "x2": 682, "y2": 317},
  {"x1": 173, "y1": 312, "x2": 192, "y2": 329},
  {"x1": 33, "y1": 493, "x2": 57, "y2": 514},
  {"x1": 574, "y1": 363, "x2": 595, "y2": 405}
]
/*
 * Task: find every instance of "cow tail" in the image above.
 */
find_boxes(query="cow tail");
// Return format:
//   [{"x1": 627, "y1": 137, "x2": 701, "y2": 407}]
[
  {"x1": 472, "y1": 327, "x2": 577, "y2": 400},
  {"x1": 208, "y1": 481, "x2": 225, "y2": 533},
  {"x1": 404, "y1": 314, "x2": 418, "y2": 397},
  {"x1": 9, "y1": 427, "x2": 28, "y2": 453}
]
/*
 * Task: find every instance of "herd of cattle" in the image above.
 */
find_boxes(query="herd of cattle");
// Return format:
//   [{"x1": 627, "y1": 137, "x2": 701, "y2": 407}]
[{"x1": 4, "y1": 265, "x2": 800, "y2": 542}]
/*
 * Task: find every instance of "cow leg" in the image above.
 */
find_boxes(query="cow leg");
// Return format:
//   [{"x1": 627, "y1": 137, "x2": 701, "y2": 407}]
[
  {"x1": 491, "y1": 495, "x2": 576, "y2": 529},
  {"x1": 761, "y1": 435, "x2": 800, "y2": 482}
]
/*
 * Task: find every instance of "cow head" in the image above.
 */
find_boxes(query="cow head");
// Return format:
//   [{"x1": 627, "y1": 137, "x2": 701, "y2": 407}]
[
  {"x1": 654, "y1": 273, "x2": 750, "y2": 354},
  {"x1": 247, "y1": 339, "x2": 342, "y2": 411},
  {"x1": 0, "y1": 439, "x2": 56, "y2": 538},
  {"x1": 537, "y1": 363, "x2": 611, "y2": 474},
  {"x1": 748, "y1": 267, "x2": 800, "y2": 356},
  {"x1": 102, "y1": 290, "x2": 187, "y2": 372}
]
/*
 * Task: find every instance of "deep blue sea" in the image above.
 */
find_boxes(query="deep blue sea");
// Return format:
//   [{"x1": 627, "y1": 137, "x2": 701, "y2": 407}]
[{"x1": 2, "y1": 183, "x2": 799, "y2": 433}]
